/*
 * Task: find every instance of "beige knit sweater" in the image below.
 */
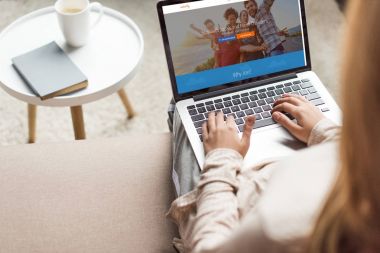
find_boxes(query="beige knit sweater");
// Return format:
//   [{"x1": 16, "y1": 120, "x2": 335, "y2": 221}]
[{"x1": 167, "y1": 119, "x2": 341, "y2": 253}]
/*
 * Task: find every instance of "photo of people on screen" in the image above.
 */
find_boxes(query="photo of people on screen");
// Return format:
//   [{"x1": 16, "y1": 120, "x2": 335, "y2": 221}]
[{"x1": 164, "y1": 0, "x2": 303, "y2": 76}]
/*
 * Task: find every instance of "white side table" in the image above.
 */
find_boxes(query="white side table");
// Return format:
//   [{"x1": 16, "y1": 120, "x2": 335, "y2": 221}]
[{"x1": 0, "y1": 6, "x2": 144, "y2": 142}]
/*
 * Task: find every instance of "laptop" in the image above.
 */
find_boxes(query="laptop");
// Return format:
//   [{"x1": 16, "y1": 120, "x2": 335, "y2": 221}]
[{"x1": 157, "y1": 0, "x2": 341, "y2": 168}]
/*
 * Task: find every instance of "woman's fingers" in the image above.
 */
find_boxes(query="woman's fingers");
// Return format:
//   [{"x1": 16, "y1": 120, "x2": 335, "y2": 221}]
[
  {"x1": 272, "y1": 102, "x2": 300, "y2": 117},
  {"x1": 241, "y1": 116, "x2": 256, "y2": 147},
  {"x1": 216, "y1": 111, "x2": 225, "y2": 128},
  {"x1": 273, "y1": 96, "x2": 302, "y2": 107},
  {"x1": 207, "y1": 112, "x2": 216, "y2": 132},
  {"x1": 272, "y1": 111, "x2": 302, "y2": 134},
  {"x1": 202, "y1": 121, "x2": 209, "y2": 140},
  {"x1": 226, "y1": 115, "x2": 236, "y2": 130}
]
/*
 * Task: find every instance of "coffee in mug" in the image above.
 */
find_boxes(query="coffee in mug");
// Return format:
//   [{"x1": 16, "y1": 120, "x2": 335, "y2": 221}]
[{"x1": 55, "y1": 0, "x2": 104, "y2": 47}]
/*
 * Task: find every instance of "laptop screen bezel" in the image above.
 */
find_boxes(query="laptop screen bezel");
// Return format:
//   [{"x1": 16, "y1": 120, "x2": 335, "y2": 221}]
[{"x1": 157, "y1": 0, "x2": 311, "y2": 102}]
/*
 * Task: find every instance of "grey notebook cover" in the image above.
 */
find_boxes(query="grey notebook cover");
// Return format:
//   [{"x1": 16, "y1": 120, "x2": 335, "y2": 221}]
[{"x1": 12, "y1": 41, "x2": 87, "y2": 99}]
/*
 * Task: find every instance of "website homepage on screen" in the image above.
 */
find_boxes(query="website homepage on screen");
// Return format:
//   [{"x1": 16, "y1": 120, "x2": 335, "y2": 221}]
[{"x1": 163, "y1": 0, "x2": 306, "y2": 95}]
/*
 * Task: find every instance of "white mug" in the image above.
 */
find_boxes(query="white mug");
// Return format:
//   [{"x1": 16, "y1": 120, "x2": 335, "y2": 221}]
[{"x1": 55, "y1": 0, "x2": 104, "y2": 47}]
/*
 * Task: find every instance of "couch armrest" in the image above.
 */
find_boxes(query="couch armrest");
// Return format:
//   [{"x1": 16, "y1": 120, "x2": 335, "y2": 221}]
[{"x1": 0, "y1": 133, "x2": 177, "y2": 253}]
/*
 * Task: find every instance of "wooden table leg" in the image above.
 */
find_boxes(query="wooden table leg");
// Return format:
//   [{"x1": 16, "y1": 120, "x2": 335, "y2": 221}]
[
  {"x1": 28, "y1": 104, "x2": 37, "y2": 143},
  {"x1": 70, "y1": 106, "x2": 86, "y2": 140},
  {"x1": 118, "y1": 89, "x2": 135, "y2": 119}
]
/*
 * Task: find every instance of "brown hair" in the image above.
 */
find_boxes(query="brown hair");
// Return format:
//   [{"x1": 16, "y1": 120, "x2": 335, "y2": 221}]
[
  {"x1": 204, "y1": 19, "x2": 214, "y2": 26},
  {"x1": 224, "y1": 8, "x2": 238, "y2": 20},
  {"x1": 310, "y1": 0, "x2": 380, "y2": 252},
  {"x1": 244, "y1": 0, "x2": 257, "y2": 8}
]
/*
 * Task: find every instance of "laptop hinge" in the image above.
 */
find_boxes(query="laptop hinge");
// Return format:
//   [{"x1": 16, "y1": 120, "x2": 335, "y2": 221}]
[{"x1": 193, "y1": 73, "x2": 298, "y2": 102}]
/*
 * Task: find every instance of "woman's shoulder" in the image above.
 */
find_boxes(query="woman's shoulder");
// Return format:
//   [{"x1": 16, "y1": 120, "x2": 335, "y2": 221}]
[{"x1": 256, "y1": 141, "x2": 340, "y2": 243}]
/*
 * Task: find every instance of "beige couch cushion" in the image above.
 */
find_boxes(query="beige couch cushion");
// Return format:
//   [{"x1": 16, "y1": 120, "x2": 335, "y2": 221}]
[{"x1": 0, "y1": 133, "x2": 177, "y2": 253}]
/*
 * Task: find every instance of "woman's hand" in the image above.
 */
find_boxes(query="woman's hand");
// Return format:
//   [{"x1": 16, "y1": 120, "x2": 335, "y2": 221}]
[
  {"x1": 271, "y1": 94, "x2": 326, "y2": 143},
  {"x1": 202, "y1": 112, "x2": 256, "y2": 156}
]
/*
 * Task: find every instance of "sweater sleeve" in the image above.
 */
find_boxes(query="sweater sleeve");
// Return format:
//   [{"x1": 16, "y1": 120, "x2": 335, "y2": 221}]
[
  {"x1": 307, "y1": 118, "x2": 341, "y2": 147},
  {"x1": 190, "y1": 148, "x2": 242, "y2": 253}
]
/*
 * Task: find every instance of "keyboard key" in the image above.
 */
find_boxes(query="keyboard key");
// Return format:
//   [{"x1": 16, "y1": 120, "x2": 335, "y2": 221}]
[
  {"x1": 274, "y1": 96, "x2": 281, "y2": 100},
  {"x1": 255, "y1": 114, "x2": 262, "y2": 120},
  {"x1": 248, "y1": 101, "x2": 257, "y2": 108},
  {"x1": 257, "y1": 100, "x2": 266, "y2": 106},
  {"x1": 214, "y1": 99, "x2": 222, "y2": 103},
  {"x1": 283, "y1": 87, "x2": 292, "y2": 93},
  {"x1": 196, "y1": 103, "x2": 204, "y2": 107},
  {"x1": 267, "y1": 86, "x2": 275, "y2": 90},
  {"x1": 187, "y1": 105, "x2": 195, "y2": 110},
  {"x1": 293, "y1": 80, "x2": 301, "y2": 84},
  {"x1": 284, "y1": 82, "x2": 292, "y2": 87},
  {"x1": 262, "y1": 105, "x2": 272, "y2": 111},
  {"x1": 188, "y1": 109, "x2": 197, "y2": 116},
  {"x1": 266, "y1": 97, "x2": 275, "y2": 104},
  {"x1": 266, "y1": 91, "x2": 275, "y2": 97},
  {"x1": 241, "y1": 97, "x2": 250, "y2": 103},
  {"x1": 253, "y1": 118, "x2": 276, "y2": 129},
  {"x1": 258, "y1": 93, "x2": 267, "y2": 99},
  {"x1": 232, "y1": 99, "x2": 241, "y2": 105},
  {"x1": 241, "y1": 92, "x2": 249, "y2": 97},
  {"x1": 240, "y1": 104, "x2": 249, "y2": 110},
  {"x1": 224, "y1": 101, "x2": 233, "y2": 107},
  {"x1": 236, "y1": 111, "x2": 245, "y2": 118},
  {"x1": 254, "y1": 107, "x2": 263, "y2": 113},
  {"x1": 206, "y1": 105, "x2": 216, "y2": 111},
  {"x1": 222, "y1": 108, "x2": 232, "y2": 114},
  {"x1": 261, "y1": 111, "x2": 271, "y2": 118},
  {"x1": 245, "y1": 109, "x2": 254, "y2": 115},
  {"x1": 292, "y1": 85, "x2": 301, "y2": 91},
  {"x1": 194, "y1": 120, "x2": 205, "y2": 128},
  {"x1": 232, "y1": 94, "x2": 240, "y2": 99},
  {"x1": 300, "y1": 90, "x2": 309, "y2": 96},
  {"x1": 238, "y1": 125, "x2": 245, "y2": 133},
  {"x1": 302, "y1": 79, "x2": 310, "y2": 83},
  {"x1": 196, "y1": 128, "x2": 202, "y2": 134},
  {"x1": 235, "y1": 118, "x2": 244, "y2": 125},
  {"x1": 249, "y1": 90, "x2": 258, "y2": 95},
  {"x1": 306, "y1": 93, "x2": 321, "y2": 101},
  {"x1": 290, "y1": 92, "x2": 299, "y2": 96},
  {"x1": 311, "y1": 99, "x2": 325, "y2": 106},
  {"x1": 258, "y1": 88, "x2": 267, "y2": 93},
  {"x1": 301, "y1": 82, "x2": 313, "y2": 89},
  {"x1": 250, "y1": 95, "x2": 258, "y2": 101},
  {"x1": 205, "y1": 101, "x2": 213, "y2": 105},
  {"x1": 224, "y1": 97, "x2": 232, "y2": 101},
  {"x1": 198, "y1": 107, "x2": 206, "y2": 113},
  {"x1": 321, "y1": 107, "x2": 330, "y2": 112},
  {"x1": 275, "y1": 89, "x2": 284, "y2": 95},
  {"x1": 231, "y1": 106, "x2": 240, "y2": 112},
  {"x1": 215, "y1": 103, "x2": 224, "y2": 109},
  {"x1": 276, "y1": 84, "x2": 284, "y2": 88},
  {"x1": 199, "y1": 135, "x2": 203, "y2": 142},
  {"x1": 308, "y1": 87, "x2": 317, "y2": 93},
  {"x1": 192, "y1": 114, "x2": 205, "y2": 122}
]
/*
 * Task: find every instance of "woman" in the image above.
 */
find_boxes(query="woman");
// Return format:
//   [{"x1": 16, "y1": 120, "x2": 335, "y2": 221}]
[
  {"x1": 218, "y1": 8, "x2": 241, "y2": 67},
  {"x1": 167, "y1": 0, "x2": 380, "y2": 252},
  {"x1": 238, "y1": 10, "x2": 267, "y2": 62}
]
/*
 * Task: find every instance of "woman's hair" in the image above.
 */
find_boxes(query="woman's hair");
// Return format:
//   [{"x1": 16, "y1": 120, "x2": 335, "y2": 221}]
[
  {"x1": 310, "y1": 0, "x2": 380, "y2": 252},
  {"x1": 224, "y1": 8, "x2": 238, "y2": 20},
  {"x1": 204, "y1": 19, "x2": 214, "y2": 26}
]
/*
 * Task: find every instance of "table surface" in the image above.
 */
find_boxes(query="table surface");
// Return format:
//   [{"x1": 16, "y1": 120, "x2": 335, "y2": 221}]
[{"x1": 0, "y1": 6, "x2": 144, "y2": 107}]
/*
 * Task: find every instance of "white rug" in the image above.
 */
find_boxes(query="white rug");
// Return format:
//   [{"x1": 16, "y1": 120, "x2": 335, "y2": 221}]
[{"x1": 0, "y1": 0, "x2": 344, "y2": 145}]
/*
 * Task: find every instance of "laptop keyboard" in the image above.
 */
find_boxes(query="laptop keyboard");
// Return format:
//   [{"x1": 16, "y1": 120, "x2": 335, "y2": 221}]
[{"x1": 187, "y1": 79, "x2": 329, "y2": 142}]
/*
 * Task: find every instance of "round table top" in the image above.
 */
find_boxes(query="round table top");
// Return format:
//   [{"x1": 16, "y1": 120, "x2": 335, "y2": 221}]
[{"x1": 0, "y1": 6, "x2": 144, "y2": 107}]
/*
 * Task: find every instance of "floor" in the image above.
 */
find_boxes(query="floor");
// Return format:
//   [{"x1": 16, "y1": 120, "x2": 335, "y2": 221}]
[{"x1": 0, "y1": 0, "x2": 344, "y2": 145}]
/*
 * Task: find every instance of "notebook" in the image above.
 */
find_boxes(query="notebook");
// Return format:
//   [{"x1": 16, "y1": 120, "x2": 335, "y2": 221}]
[{"x1": 12, "y1": 41, "x2": 88, "y2": 100}]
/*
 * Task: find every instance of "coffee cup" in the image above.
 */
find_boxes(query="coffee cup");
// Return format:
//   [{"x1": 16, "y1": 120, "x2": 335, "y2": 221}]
[{"x1": 55, "y1": 0, "x2": 104, "y2": 47}]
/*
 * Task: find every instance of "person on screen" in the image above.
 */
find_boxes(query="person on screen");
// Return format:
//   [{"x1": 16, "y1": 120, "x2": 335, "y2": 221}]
[
  {"x1": 219, "y1": 8, "x2": 241, "y2": 67},
  {"x1": 167, "y1": 0, "x2": 380, "y2": 252},
  {"x1": 238, "y1": 10, "x2": 267, "y2": 62},
  {"x1": 244, "y1": 0, "x2": 285, "y2": 56},
  {"x1": 190, "y1": 20, "x2": 221, "y2": 68}
]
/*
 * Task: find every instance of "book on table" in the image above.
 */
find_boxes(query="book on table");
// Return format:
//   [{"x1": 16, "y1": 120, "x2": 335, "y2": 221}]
[{"x1": 12, "y1": 41, "x2": 88, "y2": 100}]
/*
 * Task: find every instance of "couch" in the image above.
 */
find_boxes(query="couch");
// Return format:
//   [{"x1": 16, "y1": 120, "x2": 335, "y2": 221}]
[{"x1": 0, "y1": 133, "x2": 178, "y2": 253}]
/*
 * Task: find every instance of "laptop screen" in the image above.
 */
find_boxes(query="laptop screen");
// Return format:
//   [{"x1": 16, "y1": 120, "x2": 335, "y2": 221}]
[{"x1": 161, "y1": 0, "x2": 307, "y2": 95}]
